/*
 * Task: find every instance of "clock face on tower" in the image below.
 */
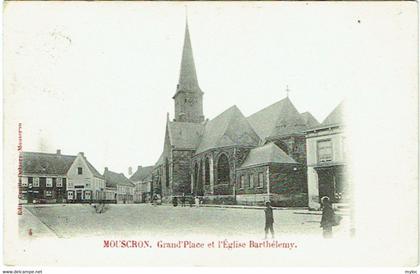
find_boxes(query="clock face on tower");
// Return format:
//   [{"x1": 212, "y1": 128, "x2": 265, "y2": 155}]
[{"x1": 186, "y1": 97, "x2": 196, "y2": 106}]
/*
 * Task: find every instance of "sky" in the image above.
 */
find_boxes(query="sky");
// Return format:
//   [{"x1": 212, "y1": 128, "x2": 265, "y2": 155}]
[{"x1": 4, "y1": 2, "x2": 416, "y2": 176}]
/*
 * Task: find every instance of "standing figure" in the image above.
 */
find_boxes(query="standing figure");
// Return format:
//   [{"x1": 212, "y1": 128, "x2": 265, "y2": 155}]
[
  {"x1": 181, "y1": 193, "x2": 186, "y2": 207},
  {"x1": 320, "y1": 196, "x2": 335, "y2": 238},
  {"x1": 264, "y1": 201, "x2": 275, "y2": 239}
]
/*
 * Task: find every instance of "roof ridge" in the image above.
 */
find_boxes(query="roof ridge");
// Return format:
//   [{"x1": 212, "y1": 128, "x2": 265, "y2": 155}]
[
  {"x1": 247, "y1": 97, "x2": 288, "y2": 119},
  {"x1": 22, "y1": 151, "x2": 76, "y2": 158}
]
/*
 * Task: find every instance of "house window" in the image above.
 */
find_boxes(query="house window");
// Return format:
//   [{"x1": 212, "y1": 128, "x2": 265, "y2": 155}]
[
  {"x1": 56, "y1": 178, "x2": 62, "y2": 187},
  {"x1": 249, "y1": 174, "x2": 254, "y2": 188},
  {"x1": 21, "y1": 177, "x2": 28, "y2": 187},
  {"x1": 33, "y1": 177, "x2": 40, "y2": 187},
  {"x1": 240, "y1": 175, "x2": 245, "y2": 189},
  {"x1": 67, "y1": 181, "x2": 73, "y2": 188},
  {"x1": 318, "y1": 139, "x2": 333, "y2": 163},
  {"x1": 46, "y1": 178, "x2": 53, "y2": 187},
  {"x1": 28, "y1": 177, "x2": 33, "y2": 187},
  {"x1": 67, "y1": 191, "x2": 74, "y2": 200},
  {"x1": 258, "y1": 173, "x2": 264, "y2": 188},
  {"x1": 39, "y1": 177, "x2": 46, "y2": 187},
  {"x1": 78, "y1": 167, "x2": 83, "y2": 175},
  {"x1": 52, "y1": 177, "x2": 57, "y2": 187},
  {"x1": 45, "y1": 190, "x2": 52, "y2": 197},
  {"x1": 62, "y1": 178, "x2": 67, "y2": 185}
]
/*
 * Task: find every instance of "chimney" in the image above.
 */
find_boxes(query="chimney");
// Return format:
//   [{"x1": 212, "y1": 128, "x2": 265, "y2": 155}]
[
  {"x1": 138, "y1": 165, "x2": 142, "y2": 171},
  {"x1": 56, "y1": 149, "x2": 61, "y2": 155},
  {"x1": 128, "y1": 166, "x2": 133, "y2": 176},
  {"x1": 104, "y1": 167, "x2": 108, "y2": 173},
  {"x1": 79, "y1": 152, "x2": 84, "y2": 157}
]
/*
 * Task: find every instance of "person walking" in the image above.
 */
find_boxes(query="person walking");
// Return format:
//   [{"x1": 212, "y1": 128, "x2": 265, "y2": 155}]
[
  {"x1": 264, "y1": 201, "x2": 275, "y2": 239},
  {"x1": 320, "y1": 196, "x2": 336, "y2": 239}
]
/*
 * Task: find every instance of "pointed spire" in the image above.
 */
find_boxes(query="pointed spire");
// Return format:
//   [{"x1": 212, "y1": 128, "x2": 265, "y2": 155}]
[{"x1": 174, "y1": 18, "x2": 202, "y2": 97}]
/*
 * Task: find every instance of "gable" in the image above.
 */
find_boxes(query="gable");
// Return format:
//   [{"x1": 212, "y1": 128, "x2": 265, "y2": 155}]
[
  {"x1": 67, "y1": 154, "x2": 104, "y2": 179},
  {"x1": 247, "y1": 97, "x2": 307, "y2": 140},
  {"x1": 195, "y1": 105, "x2": 260, "y2": 154},
  {"x1": 322, "y1": 101, "x2": 344, "y2": 126},
  {"x1": 67, "y1": 155, "x2": 94, "y2": 178},
  {"x1": 239, "y1": 142, "x2": 297, "y2": 169}
]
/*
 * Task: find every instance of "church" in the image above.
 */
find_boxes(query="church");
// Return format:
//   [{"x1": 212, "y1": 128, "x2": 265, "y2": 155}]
[{"x1": 151, "y1": 21, "x2": 325, "y2": 206}]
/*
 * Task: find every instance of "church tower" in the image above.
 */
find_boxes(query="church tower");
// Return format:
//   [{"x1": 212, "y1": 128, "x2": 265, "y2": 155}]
[{"x1": 172, "y1": 20, "x2": 204, "y2": 123}]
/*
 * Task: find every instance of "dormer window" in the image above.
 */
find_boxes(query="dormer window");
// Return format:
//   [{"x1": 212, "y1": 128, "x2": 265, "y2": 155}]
[{"x1": 78, "y1": 167, "x2": 83, "y2": 175}]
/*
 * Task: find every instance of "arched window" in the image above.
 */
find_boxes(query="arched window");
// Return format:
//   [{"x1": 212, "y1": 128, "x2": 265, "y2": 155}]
[
  {"x1": 204, "y1": 157, "x2": 210, "y2": 185},
  {"x1": 193, "y1": 162, "x2": 204, "y2": 196},
  {"x1": 217, "y1": 154, "x2": 230, "y2": 184}
]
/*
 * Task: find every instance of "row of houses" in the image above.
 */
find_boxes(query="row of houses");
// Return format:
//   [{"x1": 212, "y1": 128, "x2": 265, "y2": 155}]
[{"x1": 19, "y1": 150, "x2": 153, "y2": 204}]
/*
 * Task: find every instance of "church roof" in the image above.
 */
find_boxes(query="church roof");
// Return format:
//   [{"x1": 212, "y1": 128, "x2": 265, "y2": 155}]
[
  {"x1": 167, "y1": 121, "x2": 204, "y2": 150},
  {"x1": 322, "y1": 101, "x2": 344, "y2": 126},
  {"x1": 247, "y1": 97, "x2": 307, "y2": 140},
  {"x1": 195, "y1": 105, "x2": 261, "y2": 155},
  {"x1": 22, "y1": 151, "x2": 76, "y2": 176},
  {"x1": 239, "y1": 142, "x2": 298, "y2": 169},
  {"x1": 129, "y1": 165, "x2": 154, "y2": 182},
  {"x1": 173, "y1": 21, "x2": 202, "y2": 98},
  {"x1": 104, "y1": 169, "x2": 134, "y2": 188},
  {"x1": 300, "y1": 111, "x2": 320, "y2": 128}
]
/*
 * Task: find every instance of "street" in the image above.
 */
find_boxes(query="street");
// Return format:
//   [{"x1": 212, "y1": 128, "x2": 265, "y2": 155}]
[{"x1": 19, "y1": 204, "x2": 351, "y2": 239}]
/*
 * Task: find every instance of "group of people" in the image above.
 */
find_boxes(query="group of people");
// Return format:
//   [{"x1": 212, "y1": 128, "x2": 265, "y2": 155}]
[
  {"x1": 264, "y1": 196, "x2": 341, "y2": 239},
  {"x1": 172, "y1": 194, "x2": 201, "y2": 207}
]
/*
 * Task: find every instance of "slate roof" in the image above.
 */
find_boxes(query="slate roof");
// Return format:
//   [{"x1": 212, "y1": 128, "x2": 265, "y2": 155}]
[
  {"x1": 129, "y1": 166, "x2": 154, "y2": 182},
  {"x1": 300, "y1": 112, "x2": 320, "y2": 128},
  {"x1": 195, "y1": 105, "x2": 261, "y2": 155},
  {"x1": 167, "y1": 121, "x2": 204, "y2": 150},
  {"x1": 84, "y1": 157, "x2": 105, "y2": 179},
  {"x1": 104, "y1": 169, "x2": 134, "y2": 188},
  {"x1": 322, "y1": 101, "x2": 344, "y2": 126},
  {"x1": 247, "y1": 97, "x2": 307, "y2": 140},
  {"x1": 239, "y1": 142, "x2": 298, "y2": 169},
  {"x1": 173, "y1": 21, "x2": 202, "y2": 98},
  {"x1": 22, "y1": 151, "x2": 76, "y2": 176}
]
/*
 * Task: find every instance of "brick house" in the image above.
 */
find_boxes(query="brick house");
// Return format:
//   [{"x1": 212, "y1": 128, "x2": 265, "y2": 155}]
[
  {"x1": 235, "y1": 143, "x2": 305, "y2": 206},
  {"x1": 20, "y1": 149, "x2": 74, "y2": 203}
]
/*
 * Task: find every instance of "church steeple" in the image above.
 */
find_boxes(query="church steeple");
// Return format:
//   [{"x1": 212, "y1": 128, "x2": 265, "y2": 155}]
[{"x1": 173, "y1": 19, "x2": 204, "y2": 123}]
